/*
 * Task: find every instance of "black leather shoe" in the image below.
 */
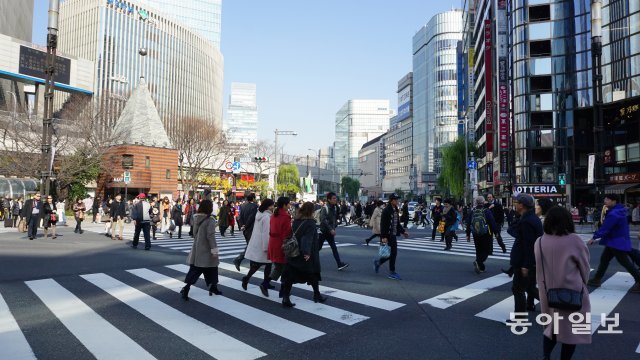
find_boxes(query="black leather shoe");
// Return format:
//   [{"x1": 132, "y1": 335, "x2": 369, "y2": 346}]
[
  {"x1": 282, "y1": 297, "x2": 296, "y2": 308},
  {"x1": 233, "y1": 258, "x2": 241, "y2": 271},
  {"x1": 259, "y1": 284, "x2": 269, "y2": 297},
  {"x1": 313, "y1": 294, "x2": 327, "y2": 303},
  {"x1": 180, "y1": 286, "x2": 189, "y2": 301},
  {"x1": 241, "y1": 276, "x2": 249, "y2": 291},
  {"x1": 209, "y1": 284, "x2": 223, "y2": 296}
]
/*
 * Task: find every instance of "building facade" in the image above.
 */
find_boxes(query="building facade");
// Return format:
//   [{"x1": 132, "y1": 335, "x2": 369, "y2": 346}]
[
  {"x1": 224, "y1": 82, "x2": 258, "y2": 148},
  {"x1": 334, "y1": 99, "x2": 391, "y2": 176},
  {"x1": 413, "y1": 10, "x2": 463, "y2": 195},
  {"x1": 383, "y1": 73, "x2": 414, "y2": 194},
  {"x1": 58, "y1": 0, "x2": 224, "y2": 140},
  {"x1": 358, "y1": 134, "x2": 385, "y2": 199},
  {"x1": 134, "y1": 0, "x2": 222, "y2": 49}
]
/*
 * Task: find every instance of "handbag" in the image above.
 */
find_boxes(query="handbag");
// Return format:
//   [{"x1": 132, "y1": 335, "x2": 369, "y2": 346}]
[
  {"x1": 169, "y1": 220, "x2": 176, "y2": 232},
  {"x1": 50, "y1": 213, "x2": 57, "y2": 222},
  {"x1": 437, "y1": 219, "x2": 446, "y2": 233},
  {"x1": 282, "y1": 223, "x2": 304, "y2": 258},
  {"x1": 378, "y1": 243, "x2": 391, "y2": 259},
  {"x1": 539, "y1": 236, "x2": 583, "y2": 311}
]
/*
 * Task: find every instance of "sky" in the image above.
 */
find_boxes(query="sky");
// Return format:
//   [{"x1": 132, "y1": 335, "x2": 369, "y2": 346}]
[{"x1": 32, "y1": 0, "x2": 460, "y2": 155}]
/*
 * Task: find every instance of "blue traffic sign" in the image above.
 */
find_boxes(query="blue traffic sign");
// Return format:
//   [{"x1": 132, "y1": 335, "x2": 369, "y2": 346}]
[
  {"x1": 467, "y1": 161, "x2": 477, "y2": 170},
  {"x1": 232, "y1": 162, "x2": 241, "y2": 171}
]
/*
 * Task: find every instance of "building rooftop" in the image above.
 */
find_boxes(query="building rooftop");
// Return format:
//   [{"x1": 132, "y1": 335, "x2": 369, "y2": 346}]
[{"x1": 111, "y1": 77, "x2": 172, "y2": 148}]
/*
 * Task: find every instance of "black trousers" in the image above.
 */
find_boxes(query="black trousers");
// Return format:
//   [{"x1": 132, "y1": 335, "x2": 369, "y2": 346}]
[
  {"x1": 473, "y1": 234, "x2": 492, "y2": 270},
  {"x1": 319, "y1": 232, "x2": 343, "y2": 266},
  {"x1": 235, "y1": 230, "x2": 252, "y2": 262},
  {"x1": 594, "y1": 246, "x2": 640, "y2": 283},
  {"x1": 512, "y1": 269, "x2": 538, "y2": 314},
  {"x1": 378, "y1": 235, "x2": 398, "y2": 272},
  {"x1": 432, "y1": 224, "x2": 444, "y2": 241},
  {"x1": 132, "y1": 222, "x2": 151, "y2": 249},
  {"x1": 75, "y1": 218, "x2": 83, "y2": 232},
  {"x1": 184, "y1": 265, "x2": 218, "y2": 286}
]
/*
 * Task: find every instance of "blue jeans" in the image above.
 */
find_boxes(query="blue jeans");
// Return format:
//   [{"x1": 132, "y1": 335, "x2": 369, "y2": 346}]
[{"x1": 28, "y1": 216, "x2": 39, "y2": 238}]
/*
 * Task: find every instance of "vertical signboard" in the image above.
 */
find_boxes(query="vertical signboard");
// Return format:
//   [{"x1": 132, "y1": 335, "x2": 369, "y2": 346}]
[
  {"x1": 587, "y1": 154, "x2": 595, "y2": 184},
  {"x1": 468, "y1": 47, "x2": 475, "y2": 141},
  {"x1": 497, "y1": 0, "x2": 509, "y2": 179},
  {"x1": 484, "y1": 20, "x2": 493, "y2": 153}
]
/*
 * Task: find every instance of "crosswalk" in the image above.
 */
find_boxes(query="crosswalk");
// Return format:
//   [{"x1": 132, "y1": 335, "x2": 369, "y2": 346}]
[
  {"x1": 81, "y1": 223, "x2": 355, "y2": 258},
  {"x1": 2, "y1": 264, "x2": 405, "y2": 359},
  {"x1": 370, "y1": 232, "x2": 593, "y2": 260}
]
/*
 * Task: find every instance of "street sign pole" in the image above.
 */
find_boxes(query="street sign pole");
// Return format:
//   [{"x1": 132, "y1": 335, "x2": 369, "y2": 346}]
[{"x1": 123, "y1": 171, "x2": 131, "y2": 201}]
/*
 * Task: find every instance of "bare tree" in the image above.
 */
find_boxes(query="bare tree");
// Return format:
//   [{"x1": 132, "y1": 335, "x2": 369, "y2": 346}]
[
  {"x1": 172, "y1": 116, "x2": 229, "y2": 197},
  {"x1": 245, "y1": 140, "x2": 276, "y2": 181}
]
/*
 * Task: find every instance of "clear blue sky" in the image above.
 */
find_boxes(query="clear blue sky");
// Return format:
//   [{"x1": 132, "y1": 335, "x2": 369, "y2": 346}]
[{"x1": 32, "y1": 0, "x2": 460, "y2": 154}]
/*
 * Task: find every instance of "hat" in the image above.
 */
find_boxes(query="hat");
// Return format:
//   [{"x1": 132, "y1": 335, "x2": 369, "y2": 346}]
[
  {"x1": 137, "y1": 193, "x2": 146, "y2": 199},
  {"x1": 513, "y1": 193, "x2": 534, "y2": 208},
  {"x1": 388, "y1": 193, "x2": 400, "y2": 200}
]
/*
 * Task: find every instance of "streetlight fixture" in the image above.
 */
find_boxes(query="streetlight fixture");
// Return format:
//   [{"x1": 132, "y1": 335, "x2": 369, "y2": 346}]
[
  {"x1": 273, "y1": 129, "x2": 297, "y2": 198},
  {"x1": 591, "y1": 0, "x2": 604, "y2": 206}
]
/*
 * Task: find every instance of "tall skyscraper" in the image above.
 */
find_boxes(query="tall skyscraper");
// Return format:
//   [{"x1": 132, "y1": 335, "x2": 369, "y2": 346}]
[
  {"x1": 413, "y1": 10, "x2": 463, "y2": 193},
  {"x1": 225, "y1": 82, "x2": 258, "y2": 147},
  {"x1": 135, "y1": 0, "x2": 222, "y2": 49},
  {"x1": 58, "y1": 0, "x2": 224, "y2": 139},
  {"x1": 334, "y1": 99, "x2": 391, "y2": 176}
]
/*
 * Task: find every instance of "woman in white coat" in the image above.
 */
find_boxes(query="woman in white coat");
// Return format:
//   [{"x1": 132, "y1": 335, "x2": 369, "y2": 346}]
[
  {"x1": 242, "y1": 199, "x2": 275, "y2": 297},
  {"x1": 364, "y1": 200, "x2": 384, "y2": 245}
]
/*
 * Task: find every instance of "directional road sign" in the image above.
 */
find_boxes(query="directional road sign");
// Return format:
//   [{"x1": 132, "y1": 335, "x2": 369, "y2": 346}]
[{"x1": 467, "y1": 161, "x2": 477, "y2": 170}]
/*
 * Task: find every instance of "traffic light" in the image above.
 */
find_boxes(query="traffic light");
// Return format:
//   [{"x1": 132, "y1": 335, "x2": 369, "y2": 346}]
[
  {"x1": 254, "y1": 156, "x2": 269, "y2": 162},
  {"x1": 558, "y1": 173, "x2": 566, "y2": 185}
]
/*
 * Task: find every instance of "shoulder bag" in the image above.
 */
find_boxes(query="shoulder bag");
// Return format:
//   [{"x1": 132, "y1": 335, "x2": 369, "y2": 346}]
[
  {"x1": 539, "y1": 236, "x2": 583, "y2": 311},
  {"x1": 282, "y1": 222, "x2": 304, "y2": 258}
]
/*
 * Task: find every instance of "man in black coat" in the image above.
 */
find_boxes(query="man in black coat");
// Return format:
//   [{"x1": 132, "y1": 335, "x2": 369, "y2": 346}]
[
  {"x1": 466, "y1": 196, "x2": 499, "y2": 273},
  {"x1": 486, "y1": 193, "x2": 507, "y2": 253},
  {"x1": 110, "y1": 194, "x2": 127, "y2": 240},
  {"x1": 320, "y1": 192, "x2": 349, "y2": 270},
  {"x1": 23, "y1": 193, "x2": 43, "y2": 240},
  {"x1": 508, "y1": 193, "x2": 543, "y2": 322},
  {"x1": 233, "y1": 193, "x2": 259, "y2": 271},
  {"x1": 431, "y1": 198, "x2": 444, "y2": 241},
  {"x1": 375, "y1": 193, "x2": 409, "y2": 280}
]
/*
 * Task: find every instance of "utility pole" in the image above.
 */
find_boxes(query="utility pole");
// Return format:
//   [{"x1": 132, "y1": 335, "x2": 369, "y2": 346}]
[
  {"x1": 41, "y1": 0, "x2": 60, "y2": 197},
  {"x1": 591, "y1": 0, "x2": 604, "y2": 207}
]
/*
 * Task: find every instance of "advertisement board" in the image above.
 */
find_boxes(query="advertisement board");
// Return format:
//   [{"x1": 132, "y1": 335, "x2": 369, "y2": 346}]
[
  {"x1": 397, "y1": 86, "x2": 411, "y2": 121},
  {"x1": 19, "y1": 46, "x2": 71, "y2": 85}
]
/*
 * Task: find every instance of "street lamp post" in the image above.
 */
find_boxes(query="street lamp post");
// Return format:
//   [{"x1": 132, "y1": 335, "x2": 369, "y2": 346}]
[
  {"x1": 41, "y1": 0, "x2": 60, "y2": 198},
  {"x1": 591, "y1": 0, "x2": 604, "y2": 206},
  {"x1": 463, "y1": 115, "x2": 469, "y2": 206},
  {"x1": 273, "y1": 129, "x2": 297, "y2": 198}
]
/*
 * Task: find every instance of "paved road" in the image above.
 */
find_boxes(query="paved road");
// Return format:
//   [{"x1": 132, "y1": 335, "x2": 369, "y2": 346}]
[{"x1": 1, "y1": 222, "x2": 639, "y2": 359}]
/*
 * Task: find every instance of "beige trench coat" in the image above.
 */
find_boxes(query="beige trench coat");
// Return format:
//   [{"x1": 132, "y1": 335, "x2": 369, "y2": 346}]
[
  {"x1": 187, "y1": 214, "x2": 219, "y2": 268},
  {"x1": 370, "y1": 206, "x2": 382, "y2": 235}
]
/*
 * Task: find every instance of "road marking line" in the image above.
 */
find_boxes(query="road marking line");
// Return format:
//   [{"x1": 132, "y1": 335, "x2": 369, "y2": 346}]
[
  {"x1": 0, "y1": 292, "x2": 36, "y2": 360},
  {"x1": 25, "y1": 279, "x2": 155, "y2": 360},
  {"x1": 80, "y1": 273, "x2": 265, "y2": 360},
  {"x1": 167, "y1": 264, "x2": 369, "y2": 325},
  {"x1": 420, "y1": 274, "x2": 513, "y2": 309},
  {"x1": 588, "y1": 272, "x2": 635, "y2": 334},
  {"x1": 475, "y1": 296, "x2": 539, "y2": 323},
  {"x1": 128, "y1": 268, "x2": 324, "y2": 343},
  {"x1": 217, "y1": 263, "x2": 405, "y2": 311}
]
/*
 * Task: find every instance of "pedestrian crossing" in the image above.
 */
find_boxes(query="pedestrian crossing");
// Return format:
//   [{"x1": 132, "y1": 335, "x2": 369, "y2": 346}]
[
  {"x1": 1, "y1": 264, "x2": 406, "y2": 359},
  {"x1": 82, "y1": 223, "x2": 355, "y2": 258},
  {"x1": 369, "y1": 232, "x2": 593, "y2": 260}
]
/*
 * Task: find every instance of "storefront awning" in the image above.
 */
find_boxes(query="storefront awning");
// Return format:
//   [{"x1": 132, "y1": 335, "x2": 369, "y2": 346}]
[{"x1": 604, "y1": 183, "x2": 639, "y2": 194}]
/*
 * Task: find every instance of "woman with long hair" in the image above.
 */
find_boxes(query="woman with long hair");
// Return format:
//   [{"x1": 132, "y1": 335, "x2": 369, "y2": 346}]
[
  {"x1": 268, "y1": 197, "x2": 292, "y2": 298},
  {"x1": 242, "y1": 199, "x2": 275, "y2": 297},
  {"x1": 180, "y1": 199, "x2": 222, "y2": 301},
  {"x1": 281, "y1": 202, "x2": 326, "y2": 308},
  {"x1": 42, "y1": 195, "x2": 58, "y2": 239}
]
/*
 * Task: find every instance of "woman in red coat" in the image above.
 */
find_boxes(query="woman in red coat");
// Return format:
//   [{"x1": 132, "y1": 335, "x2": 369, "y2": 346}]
[{"x1": 268, "y1": 197, "x2": 292, "y2": 298}]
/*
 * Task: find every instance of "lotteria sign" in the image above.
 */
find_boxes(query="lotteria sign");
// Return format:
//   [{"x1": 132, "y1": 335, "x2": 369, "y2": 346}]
[{"x1": 515, "y1": 184, "x2": 565, "y2": 197}]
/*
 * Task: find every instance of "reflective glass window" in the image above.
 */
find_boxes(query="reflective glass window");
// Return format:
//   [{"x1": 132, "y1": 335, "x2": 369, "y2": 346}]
[
  {"x1": 628, "y1": 143, "x2": 640, "y2": 162},
  {"x1": 631, "y1": 0, "x2": 639, "y2": 13},
  {"x1": 529, "y1": 22, "x2": 551, "y2": 40},
  {"x1": 631, "y1": 55, "x2": 640, "y2": 76},
  {"x1": 530, "y1": 57, "x2": 551, "y2": 75},
  {"x1": 631, "y1": 34, "x2": 640, "y2": 56}
]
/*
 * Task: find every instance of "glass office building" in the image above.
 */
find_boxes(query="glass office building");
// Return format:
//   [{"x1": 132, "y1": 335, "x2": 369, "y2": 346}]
[
  {"x1": 58, "y1": 0, "x2": 224, "y2": 140},
  {"x1": 225, "y1": 82, "x2": 258, "y2": 148},
  {"x1": 135, "y1": 0, "x2": 222, "y2": 49},
  {"x1": 334, "y1": 100, "x2": 391, "y2": 176}
]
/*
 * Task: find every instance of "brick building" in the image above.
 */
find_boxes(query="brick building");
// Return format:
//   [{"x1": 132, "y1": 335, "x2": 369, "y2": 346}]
[{"x1": 97, "y1": 78, "x2": 178, "y2": 200}]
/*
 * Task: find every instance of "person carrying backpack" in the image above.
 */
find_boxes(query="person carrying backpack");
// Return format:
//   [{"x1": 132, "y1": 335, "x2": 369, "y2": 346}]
[{"x1": 466, "y1": 196, "x2": 499, "y2": 274}]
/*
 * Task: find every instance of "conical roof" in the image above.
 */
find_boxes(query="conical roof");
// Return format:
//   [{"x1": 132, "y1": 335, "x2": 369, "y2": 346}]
[{"x1": 111, "y1": 77, "x2": 172, "y2": 148}]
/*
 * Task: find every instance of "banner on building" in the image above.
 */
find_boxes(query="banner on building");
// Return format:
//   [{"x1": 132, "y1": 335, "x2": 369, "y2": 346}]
[
  {"x1": 484, "y1": 20, "x2": 493, "y2": 153},
  {"x1": 587, "y1": 154, "x2": 595, "y2": 184}
]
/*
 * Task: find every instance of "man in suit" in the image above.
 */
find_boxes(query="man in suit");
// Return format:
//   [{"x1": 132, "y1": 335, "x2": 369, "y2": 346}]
[{"x1": 23, "y1": 193, "x2": 43, "y2": 240}]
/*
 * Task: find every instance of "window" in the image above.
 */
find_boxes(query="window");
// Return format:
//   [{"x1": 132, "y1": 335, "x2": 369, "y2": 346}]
[
  {"x1": 531, "y1": 76, "x2": 552, "y2": 92},
  {"x1": 529, "y1": 5, "x2": 550, "y2": 22},
  {"x1": 530, "y1": 40, "x2": 551, "y2": 57},
  {"x1": 615, "y1": 145, "x2": 627, "y2": 163},
  {"x1": 531, "y1": 112, "x2": 553, "y2": 128},
  {"x1": 122, "y1": 154, "x2": 134, "y2": 169},
  {"x1": 529, "y1": 22, "x2": 551, "y2": 40},
  {"x1": 166, "y1": 169, "x2": 171, "y2": 179},
  {"x1": 628, "y1": 143, "x2": 640, "y2": 162},
  {"x1": 145, "y1": 156, "x2": 151, "y2": 168},
  {"x1": 530, "y1": 57, "x2": 551, "y2": 75}
]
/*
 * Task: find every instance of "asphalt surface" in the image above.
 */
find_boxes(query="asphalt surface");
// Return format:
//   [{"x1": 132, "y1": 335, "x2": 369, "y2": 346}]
[{"x1": 1, "y1": 221, "x2": 639, "y2": 360}]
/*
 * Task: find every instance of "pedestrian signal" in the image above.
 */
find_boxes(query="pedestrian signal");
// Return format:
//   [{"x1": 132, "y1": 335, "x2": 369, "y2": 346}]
[{"x1": 558, "y1": 173, "x2": 566, "y2": 185}]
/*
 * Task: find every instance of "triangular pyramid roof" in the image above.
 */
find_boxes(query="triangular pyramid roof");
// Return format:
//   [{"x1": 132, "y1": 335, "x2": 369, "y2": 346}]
[{"x1": 111, "y1": 77, "x2": 173, "y2": 148}]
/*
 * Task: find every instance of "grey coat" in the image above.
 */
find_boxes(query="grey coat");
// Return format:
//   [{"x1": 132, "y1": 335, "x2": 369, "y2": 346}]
[{"x1": 187, "y1": 214, "x2": 219, "y2": 268}]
